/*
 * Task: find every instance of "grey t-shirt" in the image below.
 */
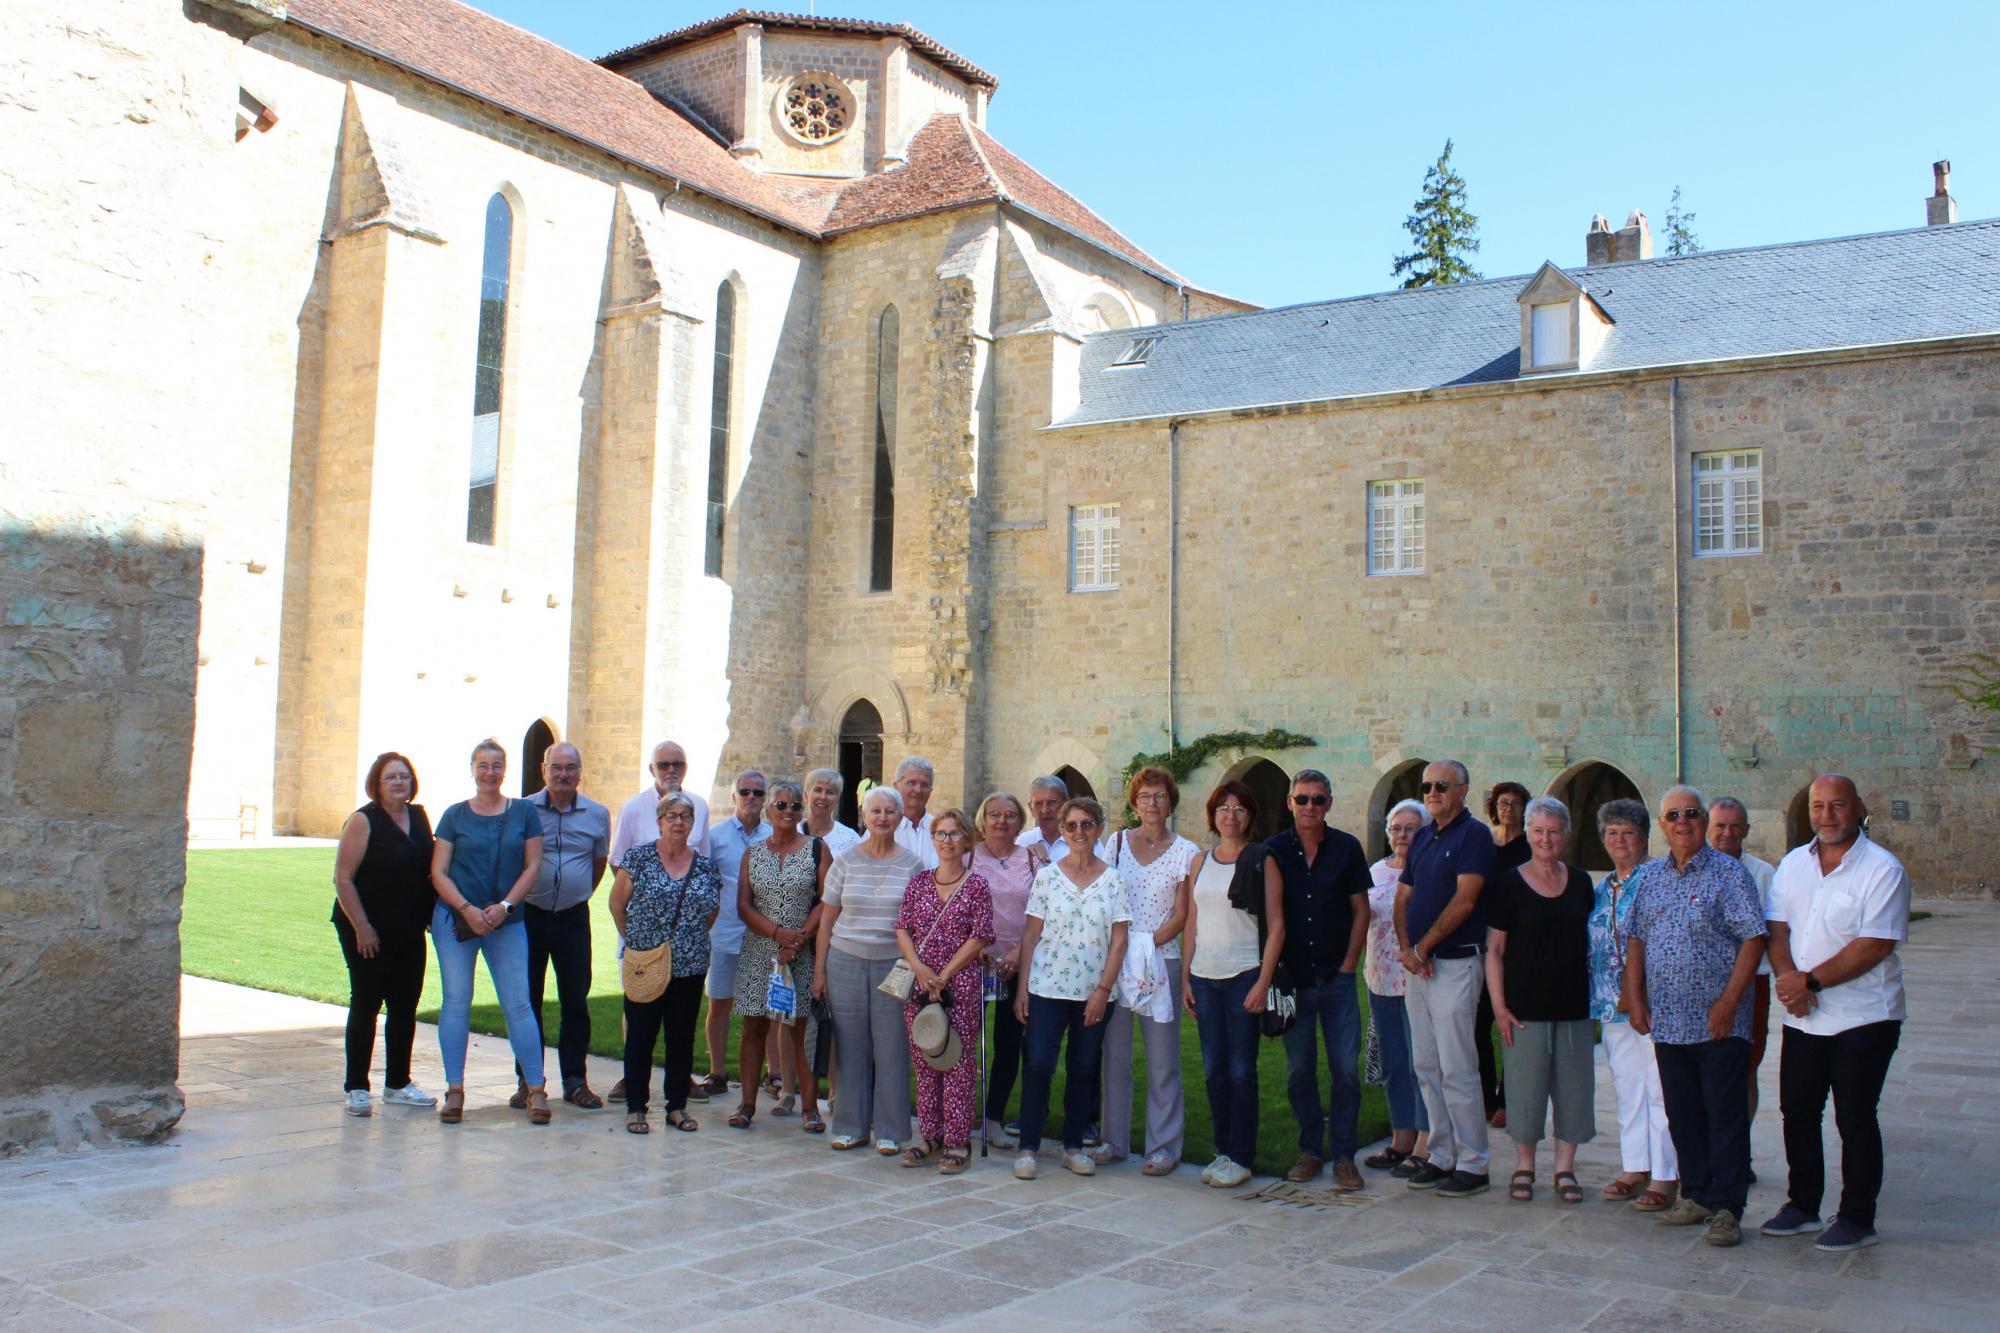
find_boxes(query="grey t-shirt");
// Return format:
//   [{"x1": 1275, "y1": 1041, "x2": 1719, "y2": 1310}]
[{"x1": 824, "y1": 844, "x2": 923, "y2": 960}]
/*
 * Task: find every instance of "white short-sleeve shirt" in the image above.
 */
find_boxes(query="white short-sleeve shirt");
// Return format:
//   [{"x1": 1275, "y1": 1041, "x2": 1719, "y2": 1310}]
[
  {"x1": 1739, "y1": 853, "x2": 1775, "y2": 976},
  {"x1": 1767, "y1": 834, "x2": 1910, "y2": 1035},
  {"x1": 610, "y1": 786, "x2": 709, "y2": 864},
  {"x1": 1025, "y1": 862, "x2": 1132, "y2": 1001}
]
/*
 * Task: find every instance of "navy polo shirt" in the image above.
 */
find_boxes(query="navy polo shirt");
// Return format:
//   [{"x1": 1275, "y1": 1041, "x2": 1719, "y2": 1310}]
[
  {"x1": 1399, "y1": 809, "x2": 1497, "y2": 953},
  {"x1": 1266, "y1": 826, "x2": 1372, "y2": 981}
]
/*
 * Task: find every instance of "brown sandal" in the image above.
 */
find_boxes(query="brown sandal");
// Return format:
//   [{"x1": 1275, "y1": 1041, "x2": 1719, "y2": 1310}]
[
  {"x1": 1509, "y1": 1170, "x2": 1535, "y2": 1202},
  {"x1": 939, "y1": 1148, "x2": 971, "y2": 1175},
  {"x1": 1602, "y1": 1175, "x2": 1645, "y2": 1202},
  {"x1": 626, "y1": 1112, "x2": 649, "y2": 1135},
  {"x1": 438, "y1": 1088, "x2": 465, "y2": 1124},
  {"x1": 727, "y1": 1103, "x2": 755, "y2": 1129},
  {"x1": 1631, "y1": 1185, "x2": 1678, "y2": 1212},
  {"x1": 1554, "y1": 1171, "x2": 1584, "y2": 1204},
  {"x1": 526, "y1": 1086, "x2": 551, "y2": 1125},
  {"x1": 666, "y1": 1109, "x2": 699, "y2": 1132},
  {"x1": 902, "y1": 1139, "x2": 943, "y2": 1168}
]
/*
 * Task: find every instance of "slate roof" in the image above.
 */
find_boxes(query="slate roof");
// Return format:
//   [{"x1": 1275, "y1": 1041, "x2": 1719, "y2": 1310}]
[
  {"x1": 600, "y1": 10, "x2": 998, "y2": 89},
  {"x1": 1056, "y1": 219, "x2": 2000, "y2": 428}
]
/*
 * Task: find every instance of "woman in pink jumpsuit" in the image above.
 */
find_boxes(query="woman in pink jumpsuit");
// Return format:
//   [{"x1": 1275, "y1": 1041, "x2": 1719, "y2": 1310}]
[{"x1": 895, "y1": 807, "x2": 995, "y2": 1173}]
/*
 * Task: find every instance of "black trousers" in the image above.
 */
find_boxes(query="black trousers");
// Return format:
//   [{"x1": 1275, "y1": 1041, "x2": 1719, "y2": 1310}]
[
  {"x1": 624, "y1": 975, "x2": 705, "y2": 1114},
  {"x1": 521, "y1": 901, "x2": 594, "y2": 1087},
  {"x1": 1475, "y1": 984, "x2": 1504, "y2": 1116},
  {"x1": 332, "y1": 915, "x2": 427, "y2": 1092},
  {"x1": 985, "y1": 975, "x2": 1025, "y2": 1122},
  {"x1": 1780, "y1": 1019, "x2": 1901, "y2": 1228},
  {"x1": 1656, "y1": 1037, "x2": 1753, "y2": 1217}
]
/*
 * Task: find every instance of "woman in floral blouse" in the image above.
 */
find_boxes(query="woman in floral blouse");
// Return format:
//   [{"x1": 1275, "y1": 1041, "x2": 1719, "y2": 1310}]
[
  {"x1": 1362, "y1": 798, "x2": 1431, "y2": 1177},
  {"x1": 610, "y1": 791, "x2": 720, "y2": 1134},
  {"x1": 1011, "y1": 798, "x2": 1130, "y2": 1181},
  {"x1": 894, "y1": 808, "x2": 995, "y2": 1173},
  {"x1": 1588, "y1": 797, "x2": 1679, "y2": 1209}
]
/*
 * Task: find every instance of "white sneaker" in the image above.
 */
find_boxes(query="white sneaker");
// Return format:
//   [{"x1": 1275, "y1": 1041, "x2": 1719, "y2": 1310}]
[
  {"x1": 1062, "y1": 1149, "x2": 1097, "y2": 1177},
  {"x1": 1013, "y1": 1150, "x2": 1039, "y2": 1180},
  {"x1": 381, "y1": 1082, "x2": 437, "y2": 1107},
  {"x1": 876, "y1": 1139, "x2": 901, "y2": 1157},
  {"x1": 1202, "y1": 1155, "x2": 1230, "y2": 1184},
  {"x1": 344, "y1": 1089, "x2": 371, "y2": 1117},
  {"x1": 1211, "y1": 1158, "x2": 1253, "y2": 1188},
  {"x1": 984, "y1": 1118, "x2": 1017, "y2": 1150}
]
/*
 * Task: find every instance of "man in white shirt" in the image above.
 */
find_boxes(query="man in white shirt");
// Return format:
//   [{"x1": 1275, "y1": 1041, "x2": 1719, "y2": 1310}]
[
  {"x1": 1709, "y1": 797, "x2": 1778, "y2": 1142},
  {"x1": 1760, "y1": 774, "x2": 1910, "y2": 1253},
  {"x1": 892, "y1": 756, "x2": 939, "y2": 870},
  {"x1": 610, "y1": 740, "x2": 709, "y2": 865},
  {"x1": 1019, "y1": 774, "x2": 1104, "y2": 863}
]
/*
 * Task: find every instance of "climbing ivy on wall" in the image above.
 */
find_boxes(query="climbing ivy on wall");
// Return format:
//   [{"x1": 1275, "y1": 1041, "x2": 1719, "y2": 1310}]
[{"x1": 1120, "y1": 728, "x2": 1318, "y2": 790}]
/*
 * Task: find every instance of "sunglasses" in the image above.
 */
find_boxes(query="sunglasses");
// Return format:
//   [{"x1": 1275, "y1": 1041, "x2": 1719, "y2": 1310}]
[
  {"x1": 1062, "y1": 820, "x2": 1099, "y2": 833},
  {"x1": 932, "y1": 829, "x2": 967, "y2": 842},
  {"x1": 738, "y1": 788, "x2": 766, "y2": 798},
  {"x1": 1291, "y1": 793, "x2": 1330, "y2": 807},
  {"x1": 768, "y1": 800, "x2": 801, "y2": 813},
  {"x1": 1420, "y1": 781, "x2": 1460, "y2": 795},
  {"x1": 1663, "y1": 807, "x2": 1704, "y2": 823}
]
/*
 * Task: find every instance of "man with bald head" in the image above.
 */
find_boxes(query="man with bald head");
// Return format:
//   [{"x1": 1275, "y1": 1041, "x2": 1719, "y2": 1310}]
[
  {"x1": 522, "y1": 743, "x2": 611, "y2": 1108},
  {"x1": 1761, "y1": 775, "x2": 1911, "y2": 1252},
  {"x1": 1624, "y1": 785, "x2": 1766, "y2": 1247}
]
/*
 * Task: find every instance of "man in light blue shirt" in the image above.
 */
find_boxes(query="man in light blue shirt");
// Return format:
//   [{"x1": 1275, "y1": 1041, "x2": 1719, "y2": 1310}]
[
  {"x1": 697, "y1": 770, "x2": 769, "y2": 1097},
  {"x1": 522, "y1": 745, "x2": 609, "y2": 1108}
]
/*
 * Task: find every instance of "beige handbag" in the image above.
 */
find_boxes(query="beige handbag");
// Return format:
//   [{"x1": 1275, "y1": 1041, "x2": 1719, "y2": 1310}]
[
  {"x1": 878, "y1": 901, "x2": 947, "y2": 1002},
  {"x1": 621, "y1": 863, "x2": 691, "y2": 1003}
]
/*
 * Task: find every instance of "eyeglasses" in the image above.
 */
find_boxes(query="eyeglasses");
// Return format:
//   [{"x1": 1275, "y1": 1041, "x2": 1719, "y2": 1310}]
[
  {"x1": 1062, "y1": 820, "x2": 1099, "y2": 833},
  {"x1": 654, "y1": 760, "x2": 687, "y2": 769},
  {"x1": 1663, "y1": 807, "x2": 1704, "y2": 823},
  {"x1": 1213, "y1": 804, "x2": 1249, "y2": 817},
  {"x1": 1419, "y1": 781, "x2": 1461, "y2": 795},
  {"x1": 1291, "y1": 793, "x2": 1330, "y2": 808},
  {"x1": 769, "y1": 800, "x2": 801, "y2": 813},
  {"x1": 658, "y1": 810, "x2": 694, "y2": 822},
  {"x1": 1134, "y1": 791, "x2": 1171, "y2": 805},
  {"x1": 738, "y1": 788, "x2": 766, "y2": 799},
  {"x1": 932, "y1": 829, "x2": 966, "y2": 842}
]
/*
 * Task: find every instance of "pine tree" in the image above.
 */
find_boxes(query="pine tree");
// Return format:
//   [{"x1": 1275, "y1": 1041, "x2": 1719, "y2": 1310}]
[
  {"x1": 1663, "y1": 185, "x2": 1701, "y2": 257},
  {"x1": 1391, "y1": 139, "x2": 1482, "y2": 288}
]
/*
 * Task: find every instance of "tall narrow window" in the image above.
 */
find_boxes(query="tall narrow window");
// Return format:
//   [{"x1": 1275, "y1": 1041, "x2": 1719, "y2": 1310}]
[
  {"x1": 1693, "y1": 449, "x2": 1762, "y2": 556},
  {"x1": 1069, "y1": 503, "x2": 1120, "y2": 591},
  {"x1": 869, "y1": 306, "x2": 898, "y2": 592},
  {"x1": 1367, "y1": 479, "x2": 1425, "y2": 575},
  {"x1": 1529, "y1": 301, "x2": 1572, "y2": 368},
  {"x1": 467, "y1": 192, "x2": 512, "y2": 545},
  {"x1": 704, "y1": 282, "x2": 736, "y2": 577}
]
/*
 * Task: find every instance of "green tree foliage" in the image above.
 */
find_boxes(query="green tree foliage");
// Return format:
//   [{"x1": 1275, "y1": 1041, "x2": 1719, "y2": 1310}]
[
  {"x1": 1945, "y1": 652, "x2": 2000, "y2": 748},
  {"x1": 1664, "y1": 185, "x2": 1701, "y2": 257},
  {"x1": 1392, "y1": 139, "x2": 1482, "y2": 288}
]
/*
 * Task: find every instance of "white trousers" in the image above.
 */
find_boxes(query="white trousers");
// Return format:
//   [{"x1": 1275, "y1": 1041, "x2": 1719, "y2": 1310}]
[
  {"x1": 1406, "y1": 953, "x2": 1489, "y2": 1174},
  {"x1": 1602, "y1": 1020, "x2": 1679, "y2": 1181}
]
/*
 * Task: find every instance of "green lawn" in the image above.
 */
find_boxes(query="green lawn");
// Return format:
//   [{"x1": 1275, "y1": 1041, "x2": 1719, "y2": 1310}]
[{"x1": 184, "y1": 848, "x2": 1389, "y2": 1172}]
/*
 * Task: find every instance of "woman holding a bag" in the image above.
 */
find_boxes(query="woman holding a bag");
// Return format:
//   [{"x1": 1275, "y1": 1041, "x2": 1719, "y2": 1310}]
[
  {"x1": 894, "y1": 808, "x2": 995, "y2": 1173},
  {"x1": 1181, "y1": 779, "x2": 1286, "y2": 1187},
  {"x1": 731, "y1": 779, "x2": 830, "y2": 1131},
  {"x1": 611, "y1": 791, "x2": 720, "y2": 1134}
]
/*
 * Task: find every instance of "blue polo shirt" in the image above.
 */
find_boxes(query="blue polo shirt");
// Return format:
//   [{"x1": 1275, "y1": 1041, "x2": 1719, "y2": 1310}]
[{"x1": 1399, "y1": 809, "x2": 1497, "y2": 954}]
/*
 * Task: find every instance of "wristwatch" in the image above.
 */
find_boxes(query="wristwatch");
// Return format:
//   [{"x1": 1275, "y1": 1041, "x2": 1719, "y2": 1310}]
[
  {"x1": 1804, "y1": 971, "x2": 1822, "y2": 993},
  {"x1": 501, "y1": 900, "x2": 517, "y2": 918}
]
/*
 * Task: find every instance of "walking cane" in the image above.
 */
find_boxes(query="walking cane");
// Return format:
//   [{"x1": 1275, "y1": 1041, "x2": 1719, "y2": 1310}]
[{"x1": 979, "y1": 963, "x2": 993, "y2": 1158}]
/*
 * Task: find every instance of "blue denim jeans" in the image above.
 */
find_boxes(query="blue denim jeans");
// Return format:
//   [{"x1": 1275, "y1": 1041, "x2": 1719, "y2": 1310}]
[
  {"x1": 1192, "y1": 970, "x2": 1261, "y2": 1166},
  {"x1": 1282, "y1": 970, "x2": 1362, "y2": 1160},
  {"x1": 1369, "y1": 991, "x2": 1428, "y2": 1133},
  {"x1": 1018, "y1": 994, "x2": 1110, "y2": 1153},
  {"x1": 430, "y1": 904, "x2": 544, "y2": 1087}
]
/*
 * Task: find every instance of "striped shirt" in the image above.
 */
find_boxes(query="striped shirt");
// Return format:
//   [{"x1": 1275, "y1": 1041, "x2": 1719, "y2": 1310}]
[{"x1": 824, "y1": 844, "x2": 923, "y2": 960}]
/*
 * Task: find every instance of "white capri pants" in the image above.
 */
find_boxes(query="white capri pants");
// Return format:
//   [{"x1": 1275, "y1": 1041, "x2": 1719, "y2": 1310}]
[{"x1": 1602, "y1": 1019, "x2": 1678, "y2": 1180}]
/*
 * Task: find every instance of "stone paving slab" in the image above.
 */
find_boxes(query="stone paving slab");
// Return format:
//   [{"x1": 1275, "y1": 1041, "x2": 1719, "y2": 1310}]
[{"x1": 4, "y1": 904, "x2": 1997, "y2": 1330}]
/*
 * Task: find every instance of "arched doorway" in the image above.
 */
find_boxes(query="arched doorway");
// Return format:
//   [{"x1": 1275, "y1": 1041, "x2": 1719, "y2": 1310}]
[
  {"x1": 1785, "y1": 785, "x2": 1814, "y2": 851},
  {"x1": 1054, "y1": 765, "x2": 1095, "y2": 801},
  {"x1": 521, "y1": 719, "x2": 557, "y2": 797},
  {"x1": 1367, "y1": 759, "x2": 1428, "y2": 860},
  {"x1": 1224, "y1": 757, "x2": 1294, "y2": 844},
  {"x1": 1546, "y1": 761, "x2": 1643, "y2": 872},
  {"x1": 837, "y1": 700, "x2": 884, "y2": 828}
]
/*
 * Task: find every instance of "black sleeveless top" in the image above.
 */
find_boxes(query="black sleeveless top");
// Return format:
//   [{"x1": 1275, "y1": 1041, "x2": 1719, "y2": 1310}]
[{"x1": 332, "y1": 802, "x2": 437, "y2": 933}]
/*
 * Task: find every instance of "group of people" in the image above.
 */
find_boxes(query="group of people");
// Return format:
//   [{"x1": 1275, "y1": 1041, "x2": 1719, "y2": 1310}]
[{"x1": 330, "y1": 741, "x2": 1912, "y2": 1252}]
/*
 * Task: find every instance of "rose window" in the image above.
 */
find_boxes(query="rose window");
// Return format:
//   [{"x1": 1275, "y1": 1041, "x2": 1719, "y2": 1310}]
[{"x1": 778, "y1": 73, "x2": 852, "y2": 146}]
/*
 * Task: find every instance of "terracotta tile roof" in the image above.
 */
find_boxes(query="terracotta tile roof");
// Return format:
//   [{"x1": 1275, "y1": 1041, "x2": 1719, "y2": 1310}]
[
  {"x1": 822, "y1": 116, "x2": 1178, "y2": 281},
  {"x1": 600, "y1": 10, "x2": 997, "y2": 89},
  {"x1": 285, "y1": 0, "x2": 824, "y2": 233}
]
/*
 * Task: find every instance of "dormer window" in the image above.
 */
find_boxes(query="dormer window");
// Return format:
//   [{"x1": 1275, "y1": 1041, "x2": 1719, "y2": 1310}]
[
  {"x1": 1529, "y1": 302, "x2": 1571, "y2": 368},
  {"x1": 1516, "y1": 261, "x2": 1610, "y2": 375},
  {"x1": 1112, "y1": 335, "x2": 1162, "y2": 367}
]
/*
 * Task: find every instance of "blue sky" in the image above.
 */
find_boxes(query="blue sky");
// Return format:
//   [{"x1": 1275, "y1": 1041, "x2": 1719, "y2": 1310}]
[{"x1": 485, "y1": 0, "x2": 1996, "y2": 309}]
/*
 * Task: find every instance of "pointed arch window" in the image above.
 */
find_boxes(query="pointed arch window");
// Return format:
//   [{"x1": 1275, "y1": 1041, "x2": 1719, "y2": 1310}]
[
  {"x1": 870, "y1": 306, "x2": 898, "y2": 592},
  {"x1": 704, "y1": 282, "x2": 736, "y2": 577},
  {"x1": 467, "y1": 192, "x2": 513, "y2": 545}
]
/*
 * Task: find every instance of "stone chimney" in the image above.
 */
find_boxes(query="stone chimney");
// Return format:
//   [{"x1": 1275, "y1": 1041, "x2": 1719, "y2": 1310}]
[
  {"x1": 1585, "y1": 213, "x2": 1614, "y2": 266},
  {"x1": 1612, "y1": 210, "x2": 1653, "y2": 263},
  {"x1": 1928, "y1": 160, "x2": 1958, "y2": 226}
]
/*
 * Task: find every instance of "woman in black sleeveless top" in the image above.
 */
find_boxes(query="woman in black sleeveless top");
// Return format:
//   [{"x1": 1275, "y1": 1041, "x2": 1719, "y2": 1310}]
[{"x1": 331, "y1": 752, "x2": 438, "y2": 1114}]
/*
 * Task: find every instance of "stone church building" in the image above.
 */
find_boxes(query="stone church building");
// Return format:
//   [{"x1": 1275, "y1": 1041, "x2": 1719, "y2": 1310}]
[{"x1": 6, "y1": 0, "x2": 2000, "y2": 1147}]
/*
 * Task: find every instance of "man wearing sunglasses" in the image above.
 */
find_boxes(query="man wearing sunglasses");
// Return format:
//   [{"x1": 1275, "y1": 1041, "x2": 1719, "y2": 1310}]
[
  {"x1": 696, "y1": 771, "x2": 772, "y2": 1098},
  {"x1": 1395, "y1": 760, "x2": 1498, "y2": 1198},
  {"x1": 1623, "y1": 786, "x2": 1767, "y2": 1248}
]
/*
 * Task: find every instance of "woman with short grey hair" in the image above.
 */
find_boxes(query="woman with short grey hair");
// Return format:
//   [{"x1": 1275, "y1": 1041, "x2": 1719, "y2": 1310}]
[
  {"x1": 814, "y1": 785, "x2": 921, "y2": 1152},
  {"x1": 1485, "y1": 794, "x2": 1597, "y2": 1202},
  {"x1": 1589, "y1": 796, "x2": 1679, "y2": 1208},
  {"x1": 729, "y1": 779, "x2": 828, "y2": 1131},
  {"x1": 1362, "y1": 797, "x2": 1431, "y2": 1176}
]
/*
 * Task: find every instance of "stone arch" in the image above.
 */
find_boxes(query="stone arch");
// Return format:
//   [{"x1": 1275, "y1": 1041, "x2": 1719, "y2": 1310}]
[
  {"x1": 1029, "y1": 737, "x2": 1106, "y2": 805},
  {"x1": 1076, "y1": 286, "x2": 1137, "y2": 333},
  {"x1": 1545, "y1": 759, "x2": 1644, "y2": 872},
  {"x1": 520, "y1": 717, "x2": 558, "y2": 797},
  {"x1": 808, "y1": 666, "x2": 912, "y2": 744},
  {"x1": 1222, "y1": 756, "x2": 1295, "y2": 844},
  {"x1": 1054, "y1": 765, "x2": 1095, "y2": 801},
  {"x1": 1365, "y1": 757, "x2": 1429, "y2": 860},
  {"x1": 835, "y1": 699, "x2": 884, "y2": 827}
]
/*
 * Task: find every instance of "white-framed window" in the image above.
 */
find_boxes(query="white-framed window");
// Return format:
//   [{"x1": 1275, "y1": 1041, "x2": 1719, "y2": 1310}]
[
  {"x1": 1530, "y1": 301, "x2": 1571, "y2": 368},
  {"x1": 1367, "y1": 479, "x2": 1425, "y2": 575},
  {"x1": 1693, "y1": 450, "x2": 1763, "y2": 556},
  {"x1": 1069, "y1": 504, "x2": 1120, "y2": 591}
]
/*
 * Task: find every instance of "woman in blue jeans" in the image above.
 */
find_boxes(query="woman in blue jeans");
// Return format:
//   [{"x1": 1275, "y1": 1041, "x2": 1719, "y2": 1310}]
[
  {"x1": 428, "y1": 738, "x2": 547, "y2": 1125},
  {"x1": 1363, "y1": 799, "x2": 1432, "y2": 1175},
  {"x1": 1181, "y1": 780, "x2": 1286, "y2": 1187}
]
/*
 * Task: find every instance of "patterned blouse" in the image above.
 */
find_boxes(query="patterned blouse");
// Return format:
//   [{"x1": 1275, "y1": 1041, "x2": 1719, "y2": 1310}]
[
  {"x1": 1025, "y1": 862, "x2": 1133, "y2": 1001},
  {"x1": 1586, "y1": 865, "x2": 1643, "y2": 1024},
  {"x1": 1364, "y1": 857, "x2": 1408, "y2": 998},
  {"x1": 1105, "y1": 831, "x2": 1199, "y2": 960},
  {"x1": 895, "y1": 870, "x2": 996, "y2": 975},
  {"x1": 619, "y1": 844, "x2": 720, "y2": 977},
  {"x1": 1627, "y1": 846, "x2": 1767, "y2": 1044}
]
